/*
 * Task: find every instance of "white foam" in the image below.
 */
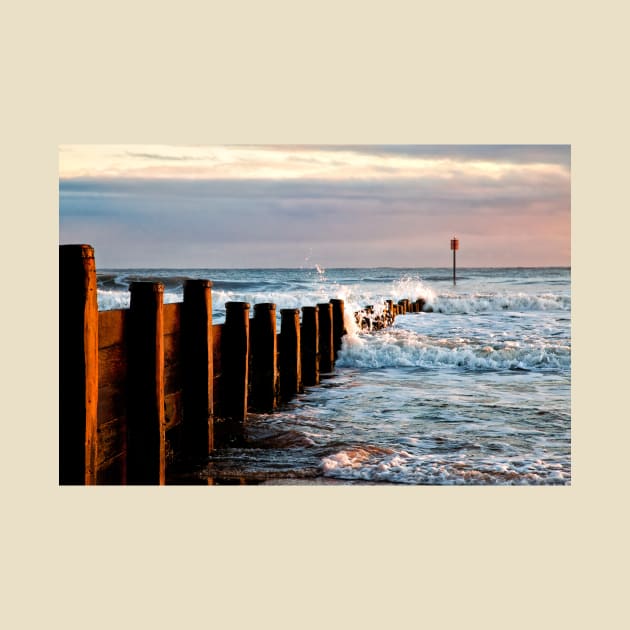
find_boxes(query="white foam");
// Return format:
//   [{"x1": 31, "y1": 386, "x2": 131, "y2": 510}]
[
  {"x1": 320, "y1": 448, "x2": 570, "y2": 485},
  {"x1": 425, "y1": 292, "x2": 570, "y2": 314},
  {"x1": 98, "y1": 289, "x2": 181, "y2": 311},
  {"x1": 337, "y1": 328, "x2": 570, "y2": 371},
  {"x1": 97, "y1": 289, "x2": 130, "y2": 311}
]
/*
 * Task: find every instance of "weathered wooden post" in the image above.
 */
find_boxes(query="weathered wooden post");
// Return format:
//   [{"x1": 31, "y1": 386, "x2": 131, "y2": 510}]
[
  {"x1": 330, "y1": 298, "x2": 346, "y2": 360},
  {"x1": 384, "y1": 299, "x2": 393, "y2": 325},
  {"x1": 280, "y1": 308, "x2": 302, "y2": 401},
  {"x1": 317, "y1": 302, "x2": 334, "y2": 373},
  {"x1": 182, "y1": 279, "x2": 214, "y2": 459},
  {"x1": 398, "y1": 299, "x2": 407, "y2": 314},
  {"x1": 127, "y1": 282, "x2": 166, "y2": 485},
  {"x1": 59, "y1": 244, "x2": 98, "y2": 485},
  {"x1": 416, "y1": 298, "x2": 426, "y2": 312},
  {"x1": 250, "y1": 303, "x2": 278, "y2": 412},
  {"x1": 220, "y1": 302, "x2": 250, "y2": 444},
  {"x1": 301, "y1": 306, "x2": 319, "y2": 386}
]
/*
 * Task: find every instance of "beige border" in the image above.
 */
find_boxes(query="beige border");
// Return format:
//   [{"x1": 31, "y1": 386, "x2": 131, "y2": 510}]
[{"x1": 4, "y1": 1, "x2": 626, "y2": 628}]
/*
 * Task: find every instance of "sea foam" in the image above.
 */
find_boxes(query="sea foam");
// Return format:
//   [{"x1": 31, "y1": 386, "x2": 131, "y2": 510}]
[{"x1": 337, "y1": 327, "x2": 570, "y2": 371}]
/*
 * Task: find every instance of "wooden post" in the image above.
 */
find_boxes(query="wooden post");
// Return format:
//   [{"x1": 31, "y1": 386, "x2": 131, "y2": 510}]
[
  {"x1": 280, "y1": 308, "x2": 302, "y2": 401},
  {"x1": 301, "y1": 306, "x2": 319, "y2": 386},
  {"x1": 250, "y1": 303, "x2": 278, "y2": 412},
  {"x1": 330, "y1": 298, "x2": 346, "y2": 360},
  {"x1": 416, "y1": 298, "x2": 426, "y2": 312},
  {"x1": 398, "y1": 299, "x2": 407, "y2": 314},
  {"x1": 317, "y1": 302, "x2": 334, "y2": 373},
  {"x1": 127, "y1": 282, "x2": 165, "y2": 485},
  {"x1": 386, "y1": 299, "x2": 395, "y2": 323},
  {"x1": 59, "y1": 244, "x2": 98, "y2": 485},
  {"x1": 220, "y1": 302, "x2": 250, "y2": 442},
  {"x1": 182, "y1": 279, "x2": 214, "y2": 459}
]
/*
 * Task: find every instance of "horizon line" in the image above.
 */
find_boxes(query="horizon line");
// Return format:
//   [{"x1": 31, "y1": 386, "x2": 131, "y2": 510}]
[{"x1": 96, "y1": 264, "x2": 572, "y2": 271}]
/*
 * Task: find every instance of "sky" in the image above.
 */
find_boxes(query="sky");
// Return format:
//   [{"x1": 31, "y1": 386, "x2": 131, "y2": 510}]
[{"x1": 59, "y1": 145, "x2": 570, "y2": 268}]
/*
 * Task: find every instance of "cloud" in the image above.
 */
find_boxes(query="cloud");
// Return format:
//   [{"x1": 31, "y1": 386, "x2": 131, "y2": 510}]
[
  {"x1": 59, "y1": 169, "x2": 569, "y2": 215},
  {"x1": 58, "y1": 145, "x2": 570, "y2": 267},
  {"x1": 260, "y1": 144, "x2": 571, "y2": 167},
  {"x1": 124, "y1": 151, "x2": 200, "y2": 161},
  {"x1": 59, "y1": 168, "x2": 569, "y2": 268},
  {"x1": 59, "y1": 144, "x2": 570, "y2": 181}
]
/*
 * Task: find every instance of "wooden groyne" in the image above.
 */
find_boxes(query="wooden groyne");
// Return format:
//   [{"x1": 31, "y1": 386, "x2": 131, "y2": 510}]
[{"x1": 59, "y1": 244, "x2": 426, "y2": 485}]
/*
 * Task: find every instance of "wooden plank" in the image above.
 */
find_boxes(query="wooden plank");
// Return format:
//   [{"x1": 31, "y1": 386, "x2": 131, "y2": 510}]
[
  {"x1": 98, "y1": 343, "x2": 128, "y2": 388},
  {"x1": 97, "y1": 382, "x2": 127, "y2": 425},
  {"x1": 97, "y1": 416, "x2": 127, "y2": 468},
  {"x1": 164, "y1": 363, "x2": 182, "y2": 396},
  {"x1": 96, "y1": 451, "x2": 126, "y2": 485},
  {"x1": 98, "y1": 309, "x2": 127, "y2": 349},
  {"x1": 163, "y1": 303, "x2": 181, "y2": 335},
  {"x1": 164, "y1": 391, "x2": 183, "y2": 431},
  {"x1": 164, "y1": 332, "x2": 181, "y2": 368},
  {"x1": 165, "y1": 424, "x2": 184, "y2": 465},
  {"x1": 164, "y1": 331, "x2": 183, "y2": 395}
]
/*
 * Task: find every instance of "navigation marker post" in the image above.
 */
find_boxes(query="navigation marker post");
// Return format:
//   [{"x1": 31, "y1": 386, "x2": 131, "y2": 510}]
[{"x1": 451, "y1": 237, "x2": 459, "y2": 285}]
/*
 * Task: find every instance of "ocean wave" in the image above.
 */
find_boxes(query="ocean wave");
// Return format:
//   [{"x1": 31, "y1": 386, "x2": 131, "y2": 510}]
[
  {"x1": 425, "y1": 292, "x2": 570, "y2": 314},
  {"x1": 336, "y1": 329, "x2": 570, "y2": 371},
  {"x1": 320, "y1": 448, "x2": 570, "y2": 485},
  {"x1": 97, "y1": 289, "x2": 181, "y2": 311}
]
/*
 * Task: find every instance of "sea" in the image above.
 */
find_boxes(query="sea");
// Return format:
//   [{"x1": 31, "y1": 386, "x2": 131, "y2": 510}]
[{"x1": 97, "y1": 266, "x2": 571, "y2": 485}]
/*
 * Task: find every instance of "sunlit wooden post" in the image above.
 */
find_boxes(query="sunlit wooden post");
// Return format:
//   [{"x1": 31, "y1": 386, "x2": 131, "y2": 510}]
[
  {"x1": 182, "y1": 279, "x2": 214, "y2": 458},
  {"x1": 330, "y1": 298, "x2": 346, "y2": 360},
  {"x1": 398, "y1": 299, "x2": 407, "y2": 314},
  {"x1": 250, "y1": 303, "x2": 278, "y2": 412},
  {"x1": 317, "y1": 302, "x2": 334, "y2": 373},
  {"x1": 127, "y1": 282, "x2": 165, "y2": 485},
  {"x1": 280, "y1": 308, "x2": 302, "y2": 401},
  {"x1": 59, "y1": 244, "x2": 98, "y2": 485},
  {"x1": 301, "y1": 306, "x2": 319, "y2": 386}
]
